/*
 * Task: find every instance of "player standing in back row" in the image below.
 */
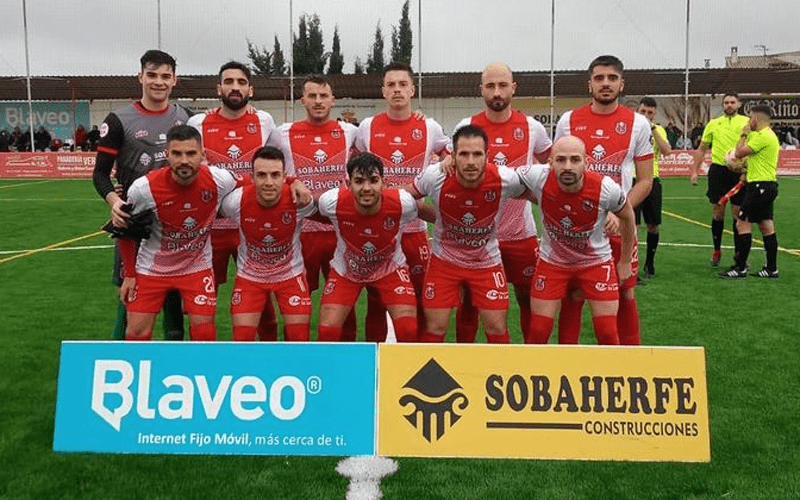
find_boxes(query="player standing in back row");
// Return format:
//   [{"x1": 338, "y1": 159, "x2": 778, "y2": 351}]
[{"x1": 554, "y1": 55, "x2": 653, "y2": 345}]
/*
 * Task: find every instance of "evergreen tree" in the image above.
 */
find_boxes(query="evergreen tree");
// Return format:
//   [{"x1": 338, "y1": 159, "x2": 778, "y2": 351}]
[
  {"x1": 271, "y1": 35, "x2": 286, "y2": 76},
  {"x1": 293, "y1": 15, "x2": 311, "y2": 75},
  {"x1": 307, "y1": 14, "x2": 327, "y2": 74},
  {"x1": 390, "y1": 0, "x2": 413, "y2": 65},
  {"x1": 354, "y1": 56, "x2": 365, "y2": 75},
  {"x1": 365, "y1": 21, "x2": 385, "y2": 74},
  {"x1": 246, "y1": 39, "x2": 271, "y2": 76},
  {"x1": 328, "y1": 25, "x2": 344, "y2": 75}
]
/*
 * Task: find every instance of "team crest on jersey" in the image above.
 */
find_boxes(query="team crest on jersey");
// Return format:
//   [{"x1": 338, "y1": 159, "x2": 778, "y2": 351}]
[
  {"x1": 183, "y1": 217, "x2": 197, "y2": 230},
  {"x1": 582, "y1": 200, "x2": 595, "y2": 212},
  {"x1": 134, "y1": 130, "x2": 148, "y2": 139},
  {"x1": 484, "y1": 190, "x2": 496, "y2": 202},
  {"x1": 227, "y1": 144, "x2": 242, "y2": 160},
  {"x1": 513, "y1": 127, "x2": 524, "y2": 141},
  {"x1": 362, "y1": 242, "x2": 377, "y2": 255},
  {"x1": 615, "y1": 121, "x2": 628, "y2": 135},
  {"x1": 534, "y1": 276, "x2": 546, "y2": 291},
  {"x1": 262, "y1": 234, "x2": 275, "y2": 246},
  {"x1": 560, "y1": 216, "x2": 573, "y2": 229},
  {"x1": 411, "y1": 128, "x2": 423, "y2": 141},
  {"x1": 282, "y1": 212, "x2": 293, "y2": 225},
  {"x1": 139, "y1": 153, "x2": 152, "y2": 166},
  {"x1": 425, "y1": 283, "x2": 435, "y2": 300},
  {"x1": 323, "y1": 279, "x2": 336, "y2": 295},
  {"x1": 201, "y1": 190, "x2": 213, "y2": 203},
  {"x1": 247, "y1": 123, "x2": 257, "y2": 134},
  {"x1": 493, "y1": 152, "x2": 508, "y2": 166},
  {"x1": 391, "y1": 150, "x2": 405, "y2": 165},
  {"x1": 331, "y1": 129, "x2": 342, "y2": 139},
  {"x1": 314, "y1": 149, "x2": 328, "y2": 164},
  {"x1": 592, "y1": 144, "x2": 606, "y2": 161},
  {"x1": 99, "y1": 123, "x2": 109, "y2": 138},
  {"x1": 383, "y1": 216, "x2": 396, "y2": 231},
  {"x1": 462, "y1": 212, "x2": 476, "y2": 226},
  {"x1": 523, "y1": 266, "x2": 535, "y2": 277},
  {"x1": 230, "y1": 289, "x2": 242, "y2": 306}
]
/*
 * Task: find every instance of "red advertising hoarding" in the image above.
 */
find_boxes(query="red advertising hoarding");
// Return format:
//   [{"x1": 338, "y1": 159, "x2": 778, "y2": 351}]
[{"x1": 0, "y1": 152, "x2": 96, "y2": 178}]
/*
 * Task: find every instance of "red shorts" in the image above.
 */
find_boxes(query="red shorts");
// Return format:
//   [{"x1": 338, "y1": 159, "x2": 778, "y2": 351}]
[
  {"x1": 321, "y1": 267, "x2": 416, "y2": 308},
  {"x1": 499, "y1": 236, "x2": 539, "y2": 287},
  {"x1": 530, "y1": 259, "x2": 619, "y2": 301},
  {"x1": 609, "y1": 234, "x2": 639, "y2": 291},
  {"x1": 126, "y1": 269, "x2": 217, "y2": 315},
  {"x1": 401, "y1": 231, "x2": 430, "y2": 287},
  {"x1": 230, "y1": 274, "x2": 312, "y2": 316},
  {"x1": 300, "y1": 231, "x2": 337, "y2": 291},
  {"x1": 422, "y1": 256, "x2": 509, "y2": 310},
  {"x1": 211, "y1": 229, "x2": 240, "y2": 285}
]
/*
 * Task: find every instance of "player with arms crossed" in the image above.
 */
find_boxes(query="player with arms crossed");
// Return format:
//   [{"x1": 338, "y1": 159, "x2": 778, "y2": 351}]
[
  {"x1": 554, "y1": 54, "x2": 653, "y2": 345},
  {"x1": 453, "y1": 62, "x2": 552, "y2": 343},
  {"x1": 219, "y1": 146, "x2": 315, "y2": 340},
  {"x1": 315, "y1": 153, "x2": 420, "y2": 343},
  {"x1": 278, "y1": 75, "x2": 359, "y2": 340},
  {"x1": 354, "y1": 61, "x2": 451, "y2": 341},
  {"x1": 520, "y1": 136, "x2": 635, "y2": 344},
  {"x1": 117, "y1": 125, "x2": 238, "y2": 340},
  {"x1": 407, "y1": 125, "x2": 527, "y2": 344},
  {"x1": 188, "y1": 61, "x2": 290, "y2": 341},
  {"x1": 93, "y1": 49, "x2": 191, "y2": 341}
]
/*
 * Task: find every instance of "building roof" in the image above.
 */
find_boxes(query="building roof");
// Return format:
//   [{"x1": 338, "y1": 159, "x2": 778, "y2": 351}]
[
  {"x1": 1, "y1": 68, "x2": 798, "y2": 102},
  {"x1": 725, "y1": 51, "x2": 800, "y2": 70}
]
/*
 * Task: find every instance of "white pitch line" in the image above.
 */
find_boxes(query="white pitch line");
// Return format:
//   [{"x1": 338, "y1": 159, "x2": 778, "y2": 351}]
[
  {"x1": 0, "y1": 244, "x2": 113, "y2": 256},
  {"x1": 0, "y1": 198, "x2": 101, "y2": 202},
  {"x1": 0, "y1": 180, "x2": 53, "y2": 190}
]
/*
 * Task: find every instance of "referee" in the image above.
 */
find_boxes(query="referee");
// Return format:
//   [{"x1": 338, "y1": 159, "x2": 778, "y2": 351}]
[
  {"x1": 719, "y1": 105, "x2": 780, "y2": 278},
  {"x1": 690, "y1": 92, "x2": 749, "y2": 268},
  {"x1": 635, "y1": 97, "x2": 672, "y2": 279}
]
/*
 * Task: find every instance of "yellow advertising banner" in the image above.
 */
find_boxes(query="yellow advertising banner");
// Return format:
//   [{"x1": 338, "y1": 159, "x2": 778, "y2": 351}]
[{"x1": 378, "y1": 345, "x2": 709, "y2": 462}]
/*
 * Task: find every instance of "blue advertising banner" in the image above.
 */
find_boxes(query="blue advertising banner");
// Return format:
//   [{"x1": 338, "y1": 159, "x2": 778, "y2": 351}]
[
  {"x1": 1, "y1": 101, "x2": 91, "y2": 142},
  {"x1": 54, "y1": 342, "x2": 377, "y2": 456}
]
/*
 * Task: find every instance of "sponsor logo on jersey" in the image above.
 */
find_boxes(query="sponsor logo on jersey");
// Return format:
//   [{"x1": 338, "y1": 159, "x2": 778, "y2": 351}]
[
  {"x1": 615, "y1": 121, "x2": 628, "y2": 135},
  {"x1": 391, "y1": 150, "x2": 405, "y2": 165},
  {"x1": 383, "y1": 217, "x2": 396, "y2": 231},
  {"x1": 560, "y1": 216, "x2": 573, "y2": 229},
  {"x1": 201, "y1": 190, "x2": 213, "y2": 203},
  {"x1": 288, "y1": 295, "x2": 301, "y2": 307},
  {"x1": 227, "y1": 144, "x2": 242, "y2": 160},
  {"x1": 592, "y1": 144, "x2": 606, "y2": 161},
  {"x1": 493, "y1": 152, "x2": 508, "y2": 166},
  {"x1": 139, "y1": 153, "x2": 152, "y2": 166},
  {"x1": 193, "y1": 294, "x2": 216, "y2": 306},
  {"x1": 314, "y1": 149, "x2": 328, "y2": 164},
  {"x1": 484, "y1": 190, "x2": 496, "y2": 202},
  {"x1": 134, "y1": 130, "x2": 149, "y2": 139},
  {"x1": 183, "y1": 217, "x2": 197, "y2": 230},
  {"x1": 411, "y1": 129, "x2": 423, "y2": 141},
  {"x1": 247, "y1": 123, "x2": 257, "y2": 134},
  {"x1": 461, "y1": 212, "x2": 476, "y2": 226},
  {"x1": 262, "y1": 235, "x2": 275, "y2": 246},
  {"x1": 399, "y1": 359, "x2": 469, "y2": 443},
  {"x1": 592, "y1": 129, "x2": 607, "y2": 139},
  {"x1": 513, "y1": 127, "x2": 525, "y2": 141},
  {"x1": 362, "y1": 242, "x2": 377, "y2": 255}
]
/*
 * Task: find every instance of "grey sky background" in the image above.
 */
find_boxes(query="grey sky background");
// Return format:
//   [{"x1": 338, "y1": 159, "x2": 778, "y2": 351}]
[{"x1": 0, "y1": 0, "x2": 795, "y2": 77}]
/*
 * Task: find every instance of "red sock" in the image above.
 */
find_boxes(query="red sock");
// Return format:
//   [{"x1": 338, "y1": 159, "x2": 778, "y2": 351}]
[
  {"x1": 341, "y1": 309, "x2": 357, "y2": 342},
  {"x1": 516, "y1": 285, "x2": 532, "y2": 343},
  {"x1": 592, "y1": 315, "x2": 619, "y2": 345},
  {"x1": 392, "y1": 316, "x2": 418, "y2": 342},
  {"x1": 125, "y1": 331, "x2": 152, "y2": 341},
  {"x1": 419, "y1": 330, "x2": 445, "y2": 343},
  {"x1": 232, "y1": 325, "x2": 257, "y2": 341},
  {"x1": 190, "y1": 322, "x2": 216, "y2": 341},
  {"x1": 364, "y1": 288, "x2": 388, "y2": 342},
  {"x1": 485, "y1": 331, "x2": 510, "y2": 344},
  {"x1": 257, "y1": 300, "x2": 277, "y2": 341},
  {"x1": 617, "y1": 297, "x2": 640, "y2": 345},
  {"x1": 284, "y1": 323, "x2": 309, "y2": 342},
  {"x1": 455, "y1": 290, "x2": 480, "y2": 343},
  {"x1": 527, "y1": 314, "x2": 554, "y2": 344},
  {"x1": 558, "y1": 297, "x2": 584, "y2": 344},
  {"x1": 317, "y1": 324, "x2": 341, "y2": 342}
]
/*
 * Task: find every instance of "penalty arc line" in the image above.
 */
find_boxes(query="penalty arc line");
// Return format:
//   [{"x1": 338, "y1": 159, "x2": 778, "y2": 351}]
[{"x1": 0, "y1": 231, "x2": 107, "y2": 265}]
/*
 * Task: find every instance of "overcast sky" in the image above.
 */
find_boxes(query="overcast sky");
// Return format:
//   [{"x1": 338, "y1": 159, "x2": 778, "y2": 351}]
[{"x1": 1, "y1": 0, "x2": 796, "y2": 77}]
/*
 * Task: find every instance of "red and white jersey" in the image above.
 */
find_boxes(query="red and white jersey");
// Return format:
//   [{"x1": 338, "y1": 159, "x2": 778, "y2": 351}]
[
  {"x1": 354, "y1": 113, "x2": 451, "y2": 233},
  {"x1": 455, "y1": 110, "x2": 552, "y2": 241},
  {"x1": 412, "y1": 163, "x2": 525, "y2": 268},
  {"x1": 127, "y1": 164, "x2": 238, "y2": 277},
  {"x1": 518, "y1": 164, "x2": 627, "y2": 268},
  {"x1": 554, "y1": 104, "x2": 652, "y2": 194},
  {"x1": 188, "y1": 108, "x2": 290, "y2": 230},
  {"x1": 219, "y1": 184, "x2": 315, "y2": 284},
  {"x1": 318, "y1": 188, "x2": 418, "y2": 283},
  {"x1": 278, "y1": 119, "x2": 357, "y2": 232}
]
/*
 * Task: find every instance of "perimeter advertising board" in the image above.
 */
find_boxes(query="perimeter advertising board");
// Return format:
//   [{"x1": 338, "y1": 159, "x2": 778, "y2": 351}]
[
  {"x1": 1, "y1": 101, "x2": 90, "y2": 142},
  {"x1": 378, "y1": 344, "x2": 710, "y2": 462},
  {"x1": 54, "y1": 342, "x2": 376, "y2": 456}
]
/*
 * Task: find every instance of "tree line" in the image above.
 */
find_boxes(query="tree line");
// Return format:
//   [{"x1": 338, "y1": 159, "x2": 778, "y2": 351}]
[{"x1": 246, "y1": 0, "x2": 412, "y2": 76}]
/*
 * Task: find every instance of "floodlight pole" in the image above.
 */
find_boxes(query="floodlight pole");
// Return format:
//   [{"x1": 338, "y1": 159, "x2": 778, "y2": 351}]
[
  {"x1": 22, "y1": 0, "x2": 35, "y2": 151},
  {"x1": 417, "y1": 0, "x2": 423, "y2": 108},
  {"x1": 289, "y1": 0, "x2": 294, "y2": 121},
  {"x1": 157, "y1": 0, "x2": 162, "y2": 49},
  {"x1": 683, "y1": 0, "x2": 690, "y2": 149},
  {"x1": 549, "y1": 0, "x2": 555, "y2": 138}
]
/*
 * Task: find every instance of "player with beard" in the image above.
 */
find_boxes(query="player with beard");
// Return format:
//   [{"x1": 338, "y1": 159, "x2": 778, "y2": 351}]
[
  {"x1": 93, "y1": 49, "x2": 191, "y2": 342},
  {"x1": 453, "y1": 62, "x2": 552, "y2": 343},
  {"x1": 554, "y1": 55, "x2": 653, "y2": 345},
  {"x1": 519, "y1": 136, "x2": 635, "y2": 345},
  {"x1": 188, "y1": 61, "x2": 290, "y2": 341},
  {"x1": 277, "y1": 75, "x2": 360, "y2": 341},
  {"x1": 690, "y1": 92, "x2": 750, "y2": 268}
]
